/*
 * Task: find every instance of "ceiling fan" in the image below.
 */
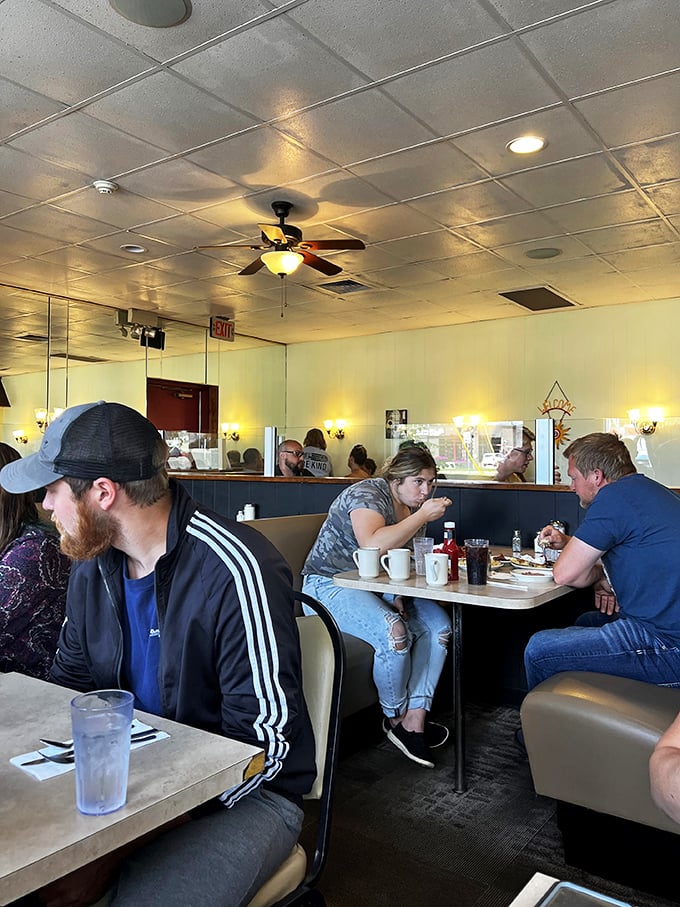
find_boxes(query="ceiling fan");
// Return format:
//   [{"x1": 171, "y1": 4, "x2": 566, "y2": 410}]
[{"x1": 195, "y1": 200, "x2": 365, "y2": 277}]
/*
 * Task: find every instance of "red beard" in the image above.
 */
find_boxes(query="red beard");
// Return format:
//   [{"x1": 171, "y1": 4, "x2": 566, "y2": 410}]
[{"x1": 57, "y1": 498, "x2": 119, "y2": 561}]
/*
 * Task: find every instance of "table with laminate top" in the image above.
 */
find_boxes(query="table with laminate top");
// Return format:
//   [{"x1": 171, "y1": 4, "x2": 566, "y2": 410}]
[
  {"x1": 333, "y1": 567, "x2": 572, "y2": 791},
  {"x1": 0, "y1": 672, "x2": 263, "y2": 905}
]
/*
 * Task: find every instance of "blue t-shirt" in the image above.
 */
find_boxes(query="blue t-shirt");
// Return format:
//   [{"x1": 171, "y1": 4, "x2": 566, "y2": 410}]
[
  {"x1": 122, "y1": 564, "x2": 162, "y2": 714},
  {"x1": 575, "y1": 473, "x2": 680, "y2": 644}
]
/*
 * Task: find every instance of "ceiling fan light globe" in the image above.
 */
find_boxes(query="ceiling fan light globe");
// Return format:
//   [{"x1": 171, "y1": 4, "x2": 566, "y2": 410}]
[{"x1": 261, "y1": 250, "x2": 303, "y2": 276}]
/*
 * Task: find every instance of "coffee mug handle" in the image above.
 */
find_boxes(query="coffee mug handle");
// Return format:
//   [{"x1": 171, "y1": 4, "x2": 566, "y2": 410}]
[
  {"x1": 352, "y1": 550, "x2": 360, "y2": 569},
  {"x1": 380, "y1": 554, "x2": 390, "y2": 575}
]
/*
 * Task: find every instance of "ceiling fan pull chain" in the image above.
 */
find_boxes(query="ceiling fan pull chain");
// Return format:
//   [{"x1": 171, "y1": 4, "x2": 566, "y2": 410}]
[{"x1": 280, "y1": 274, "x2": 286, "y2": 317}]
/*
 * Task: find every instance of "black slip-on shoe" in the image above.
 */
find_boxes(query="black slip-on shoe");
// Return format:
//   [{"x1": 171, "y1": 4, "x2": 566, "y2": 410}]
[
  {"x1": 382, "y1": 717, "x2": 449, "y2": 749},
  {"x1": 386, "y1": 723, "x2": 435, "y2": 768}
]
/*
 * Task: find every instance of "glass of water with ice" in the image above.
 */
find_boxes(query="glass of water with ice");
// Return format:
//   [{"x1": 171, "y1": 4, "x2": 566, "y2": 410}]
[{"x1": 70, "y1": 689, "x2": 134, "y2": 816}]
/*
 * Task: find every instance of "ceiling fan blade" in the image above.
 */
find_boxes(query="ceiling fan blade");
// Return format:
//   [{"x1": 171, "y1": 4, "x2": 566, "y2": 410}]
[
  {"x1": 195, "y1": 242, "x2": 266, "y2": 250},
  {"x1": 299, "y1": 239, "x2": 366, "y2": 251},
  {"x1": 239, "y1": 257, "x2": 265, "y2": 275},
  {"x1": 301, "y1": 250, "x2": 343, "y2": 276},
  {"x1": 258, "y1": 223, "x2": 287, "y2": 244}
]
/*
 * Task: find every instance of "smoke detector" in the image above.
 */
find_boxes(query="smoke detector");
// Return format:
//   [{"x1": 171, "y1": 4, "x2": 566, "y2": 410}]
[{"x1": 93, "y1": 180, "x2": 119, "y2": 195}]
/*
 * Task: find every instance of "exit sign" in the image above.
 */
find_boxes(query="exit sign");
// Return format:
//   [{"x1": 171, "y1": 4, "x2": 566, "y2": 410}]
[{"x1": 210, "y1": 316, "x2": 235, "y2": 341}]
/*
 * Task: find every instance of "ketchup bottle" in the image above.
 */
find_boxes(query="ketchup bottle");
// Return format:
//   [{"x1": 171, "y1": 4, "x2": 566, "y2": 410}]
[{"x1": 442, "y1": 520, "x2": 459, "y2": 581}]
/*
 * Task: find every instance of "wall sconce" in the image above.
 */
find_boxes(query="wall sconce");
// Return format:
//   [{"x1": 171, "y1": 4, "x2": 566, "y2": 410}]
[
  {"x1": 13, "y1": 430, "x2": 28, "y2": 445},
  {"x1": 34, "y1": 409, "x2": 50, "y2": 432},
  {"x1": 324, "y1": 419, "x2": 346, "y2": 440},
  {"x1": 628, "y1": 407, "x2": 664, "y2": 435},
  {"x1": 452, "y1": 414, "x2": 481, "y2": 429},
  {"x1": 221, "y1": 422, "x2": 240, "y2": 442}
]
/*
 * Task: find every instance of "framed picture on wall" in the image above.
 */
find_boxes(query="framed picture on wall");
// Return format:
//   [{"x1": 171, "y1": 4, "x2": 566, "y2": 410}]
[{"x1": 385, "y1": 409, "x2": 408, "y2": 439}]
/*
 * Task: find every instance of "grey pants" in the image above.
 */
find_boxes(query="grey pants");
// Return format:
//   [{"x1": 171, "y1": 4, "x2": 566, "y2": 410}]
[{"x1": 110, "y1": 788, "x2": 304, "y2": 907}]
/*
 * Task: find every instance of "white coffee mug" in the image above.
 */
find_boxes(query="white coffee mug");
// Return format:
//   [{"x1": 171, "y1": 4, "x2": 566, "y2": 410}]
[
  {"x1": 352, "y1": 547, "x2": 380, "y2": 578},
  {"x1": 380, "y1": 548, "x2": 411, "y2": 582},
  {"x1": 424, "y1": 552, "x2": 449, "y2": 586}
]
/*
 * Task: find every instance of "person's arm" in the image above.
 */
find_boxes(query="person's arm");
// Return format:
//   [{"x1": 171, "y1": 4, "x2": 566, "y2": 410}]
[
  {"x1": 650, "y1": 712, "x2": 680, "y2": 824},
  {"x1": 49, "y1": 564, "x2": 100, "y2": 691},
  {"x1": 350, "y1": 496, "x2": 452, "y2": 554},
  {"x1": 550, "y1": 535, "x2": 606, "y2": 588}
]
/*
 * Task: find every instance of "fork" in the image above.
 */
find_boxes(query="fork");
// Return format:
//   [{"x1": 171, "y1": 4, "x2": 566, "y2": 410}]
[
  {"x1": 39, "y1": 727, "x2": 159, "y2": 748},
  {"x1": 23, "y1": 732, "x2": 159, "y2": 766}
]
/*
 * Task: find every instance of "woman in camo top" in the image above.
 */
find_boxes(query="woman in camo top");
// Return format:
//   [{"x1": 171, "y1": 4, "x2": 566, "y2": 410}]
[{"x1": 303, "y1": 445, "x2": 452, "y2": 768}]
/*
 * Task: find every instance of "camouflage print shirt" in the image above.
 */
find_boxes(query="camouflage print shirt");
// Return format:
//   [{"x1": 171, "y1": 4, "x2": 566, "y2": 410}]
[{"x1": 302, "y1": 478, "x2": 398, "y2": 576}]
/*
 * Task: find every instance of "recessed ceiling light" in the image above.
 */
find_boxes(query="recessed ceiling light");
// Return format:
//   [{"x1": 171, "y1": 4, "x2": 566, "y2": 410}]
[
  {"x1": 525, "y1": 247, "x2": 562, "y2": 260},
  {"x1": 120, "y1": 243, "x2": 147, "y2": 254},
  {"x1": 506, "y1": 135, "x2": 547, "y2": 155},
  {"x1": 109, "y1": 0, "x2": 191, "y2": 27}
]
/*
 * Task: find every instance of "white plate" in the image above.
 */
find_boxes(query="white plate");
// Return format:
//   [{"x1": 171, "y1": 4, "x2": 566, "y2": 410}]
[
  {"x1": 511, "y1": 565, "x2": 552, "y2": 576},
  {"x1": 509, "y1": 570, "x2": 554, "y2": 584}
]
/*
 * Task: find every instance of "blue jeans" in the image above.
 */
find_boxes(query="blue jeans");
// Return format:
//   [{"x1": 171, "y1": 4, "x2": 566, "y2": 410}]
[
  {"x1": 111, "y1": 788, "x2": 303, "y2": 906},
  {"x1": 524, "y1": 612, "x2": 680, "y2": 690},
  {"x1": 303, "y1": 574, "x2": 451, "y2": 716}
]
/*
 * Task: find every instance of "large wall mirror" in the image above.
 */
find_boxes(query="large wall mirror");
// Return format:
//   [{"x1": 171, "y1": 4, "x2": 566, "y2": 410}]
[{"x1": 0, "y1": 284, "x2": 286, "y2": 458}]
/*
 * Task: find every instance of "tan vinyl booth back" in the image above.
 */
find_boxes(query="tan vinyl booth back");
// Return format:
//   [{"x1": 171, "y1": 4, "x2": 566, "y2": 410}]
[{"x1": 521, "y1": 671, "x2": 680, "y2": 834}]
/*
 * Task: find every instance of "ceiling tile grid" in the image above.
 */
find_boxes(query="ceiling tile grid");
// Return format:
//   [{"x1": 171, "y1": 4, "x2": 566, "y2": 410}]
[{"x1": 0, "y1": 0, "x2": 678, "y2": 374}]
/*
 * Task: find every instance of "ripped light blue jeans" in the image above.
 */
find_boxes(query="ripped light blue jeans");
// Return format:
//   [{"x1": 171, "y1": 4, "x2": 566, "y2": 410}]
[{"x1": 303, "y1": 574, "x2": 452, "y2": 717}]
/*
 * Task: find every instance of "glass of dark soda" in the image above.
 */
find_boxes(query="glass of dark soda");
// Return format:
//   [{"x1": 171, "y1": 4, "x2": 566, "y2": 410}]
[{"x1": 464, "y1": 539, "x2": 489, "y2": 585}]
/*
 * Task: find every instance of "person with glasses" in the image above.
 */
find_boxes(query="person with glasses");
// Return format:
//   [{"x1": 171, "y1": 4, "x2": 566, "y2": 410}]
[
  {"x1": 275, "y1": 440, "x2": 314, "y2": 477},
  {"x1": 494, "y1": 426, "x2": 536, "y2": 482}
]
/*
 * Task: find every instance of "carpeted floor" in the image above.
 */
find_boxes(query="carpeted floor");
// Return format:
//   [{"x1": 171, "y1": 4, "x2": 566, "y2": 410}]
[{"x1": 300, "y1": 703, "x2": 680, "y2": 907}]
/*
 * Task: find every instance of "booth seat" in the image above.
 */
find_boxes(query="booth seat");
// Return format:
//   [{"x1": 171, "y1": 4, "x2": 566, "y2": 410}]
[
  {"x1": 521, "y1": 671, "x2": 680, "y2": 896},
  {"x1": 245, "y1": 514, "x2": 378, "y2": 718}
]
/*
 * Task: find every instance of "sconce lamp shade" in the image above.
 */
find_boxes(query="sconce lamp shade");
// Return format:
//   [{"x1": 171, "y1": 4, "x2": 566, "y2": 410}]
[{"x1": 261, "y1": 250, "x2": 303, "y2": 276}]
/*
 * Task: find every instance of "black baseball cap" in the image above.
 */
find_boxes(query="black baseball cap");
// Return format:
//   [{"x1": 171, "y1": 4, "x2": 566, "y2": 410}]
[{"x1": 0, "y1": 401, "x2": 163, "y2": 493}]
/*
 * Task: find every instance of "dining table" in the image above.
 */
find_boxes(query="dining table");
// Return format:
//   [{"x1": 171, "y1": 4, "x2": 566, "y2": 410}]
[
  {"x1": 0, "y1": 672, "x2": 264, "y2": 905},
  {"x1": 333, "y1": 556, "x2": 572, "y2": 792}
]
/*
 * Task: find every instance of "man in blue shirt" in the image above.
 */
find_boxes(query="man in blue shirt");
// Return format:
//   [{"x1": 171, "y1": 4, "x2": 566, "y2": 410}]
[{"x1": 524, "y1": 432, "x2": 680, "y2": 690}]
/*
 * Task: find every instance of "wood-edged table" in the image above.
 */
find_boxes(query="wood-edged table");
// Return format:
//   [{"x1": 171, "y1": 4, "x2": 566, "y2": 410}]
[
  {"x1": 333, "y1": 567, "x2": 572, "y2": 791},
  {"x1": 0, "y1": 672, "x2": 263, "y2": 905}
]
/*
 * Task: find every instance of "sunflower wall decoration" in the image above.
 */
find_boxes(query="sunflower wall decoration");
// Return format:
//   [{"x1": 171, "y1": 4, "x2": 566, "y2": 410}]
[{"x1": 538, "y1": 380, "x2": 575, "y2": 449}]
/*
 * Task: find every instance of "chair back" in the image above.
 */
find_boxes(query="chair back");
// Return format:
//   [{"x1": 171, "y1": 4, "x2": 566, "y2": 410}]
[{"x1": 245, "y1": 514, "x2": 327, "y2": 590}]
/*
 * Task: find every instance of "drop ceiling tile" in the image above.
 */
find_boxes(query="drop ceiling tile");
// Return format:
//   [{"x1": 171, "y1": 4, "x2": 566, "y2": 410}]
[
  {"x1": 0, "y1": 189, "x2": 34, "y2": 218},
  {"x1": 519, "y1": 0, "x2": 680, "y2": 97},
  {"x1": 454, "y1": 210, "x2": 564, "y2": 246},
  {"x1": 365, "y1": 263, "x2": 453, "y2": 288},
  {"x1": 600, "y1": 243, "x2": 680, "y2": 273},
  {"x1": 280, "y1": 89, "x2": 435, "y2": 167},
  {"x1": 328, "y1": 205, "x2": 441, "y2": 244},
  {"x1": 115, "y1": 160, "x2": 244, "y2": 214},
  {"x1": 0, "y1": 146, "x2": 91, "y2": 202},
  {"x1": 406, "y1": 181, "x2": 531, "y2": 226},
  {"x1": 288, "y1": 0, "x2": 506, "y2": 80},
  {"x1": 541, "y1": 191, "x2": 662, "y2": 233},
  {"x1": 79, "y1": 231, "x2": 179, "y2": 261},
  {"x1": 271, "y1": 172, "x2": 395, "y2": 225},
  {"x1": 0, "y1": 78, "x2": 67, "y2": 139},
  {"x1": 575, "y1": 72, "x2": 680, "y2": 147},
  {"x1": 500, "y1": 155, "x2": 630, "y2": 208},
  {"x1": 173, "y1": 15, "x2": 369, "y2": 122},
  {"x1": 647, "y1": 182, "x2": 680, "y2": 216},
  {"x1": 52, "y1": 0, "x2": 271, "y2": 62},
  {"x1": 10, "y1": 111, "x2": 169, "y2": 179},
  {"x1": 613, "y1": 136, "x2": 680, "y2": 186},
  {"x1": 486, "y1": 0, "x2": 603, "y2": 29},
  {"x1": 452, "y1": 105, "x2": 601, "y2": 176},
  {"x1": 86, "y1": 72, "x2": 258, "y2": 154},
  {"x1": 55, "y1": 188, "x2": 182, "y2": 230},
  {"x1": 187, "y1": 127, "x2": 334, "y2": 190},
  {"x1": 375, "y1": 231, "x2": 477, "y2": 264},
  {"x1": 427, "y1": 250, "x2": 515, "y2": 278},
  {"x1": 2, "y1": 204, "x2": 114, "y2": 245},
  {"x1": 576, "y1": 220, "x2": 679, "y2": 254},
  {"x1": 385, "y1": 39, "x2": 562, "y2": 138},
  {"x1": 0, "y1": 0, "x2": 152, "y2": 104},
  {"x1": 133, "y1": 213, "x2": 245, "y2": 249},
  {"x1": 0, "y1": 223, "x2": 59, "y2": 265},
  {"x1": 35, "y1": 245, "x2": 137, "y2": 275},
  {"x1": 348, "y1": 141, "x2": 487, "y2": 199},
  {"x1": 627, "y1": 262, "x2": 680, "y2": 291}
]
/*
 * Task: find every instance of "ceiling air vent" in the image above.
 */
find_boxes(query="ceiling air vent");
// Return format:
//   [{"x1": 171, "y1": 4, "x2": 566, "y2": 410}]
[
  {"x1": 499, "y1": 287, "x2": 575, "y2": 311},
  {"x1": 318, "y1": 279, "x2": 370, "y2": 295}
]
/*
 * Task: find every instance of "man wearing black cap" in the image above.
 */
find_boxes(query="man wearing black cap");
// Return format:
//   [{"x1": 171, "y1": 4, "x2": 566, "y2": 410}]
[{"x1": 0, "y1": 401, "x2": 315, "y2": 906}]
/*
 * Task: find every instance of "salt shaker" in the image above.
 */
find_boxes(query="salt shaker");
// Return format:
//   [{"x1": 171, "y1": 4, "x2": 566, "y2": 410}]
[
  {"x1": 511, "y1": 530, "x2": 522, "y2": 556},
  {"x1": 243, "y1": 503, "x2": 256, "y2": 520}
]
